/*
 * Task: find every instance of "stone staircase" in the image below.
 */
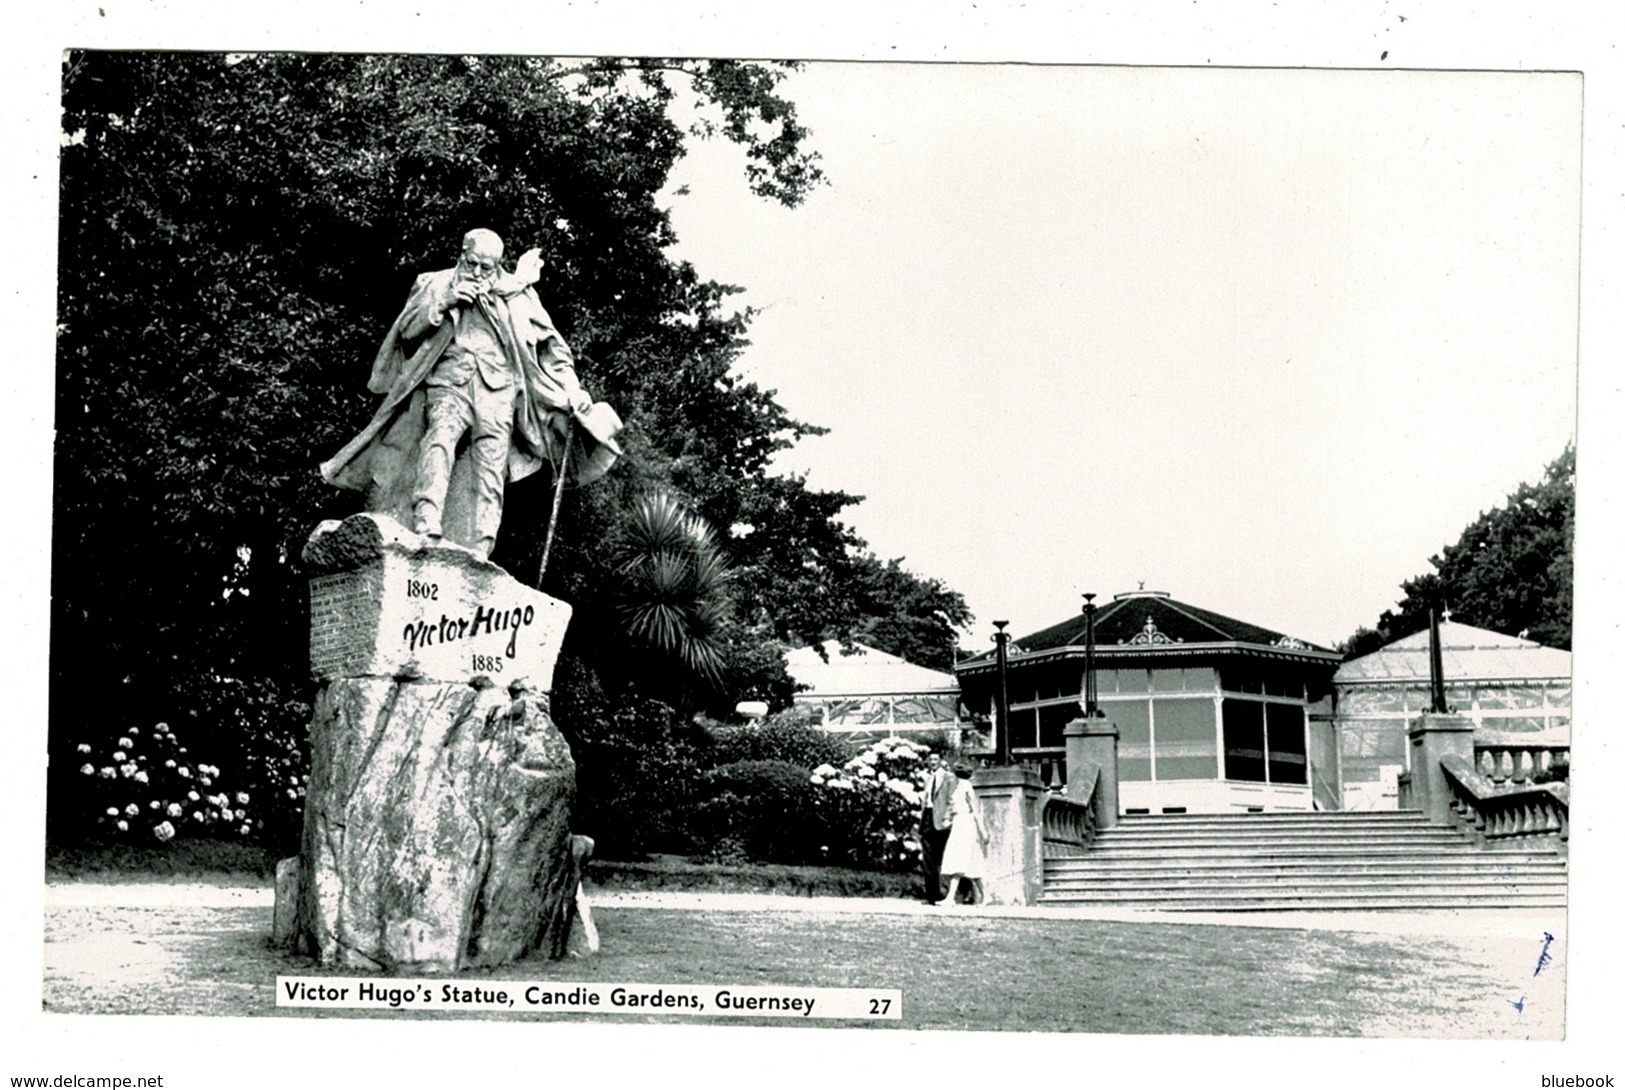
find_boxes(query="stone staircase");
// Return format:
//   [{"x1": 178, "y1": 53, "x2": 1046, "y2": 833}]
[{"x1": 1040, "y1": 810, "x2": 1567, "y2": 911}]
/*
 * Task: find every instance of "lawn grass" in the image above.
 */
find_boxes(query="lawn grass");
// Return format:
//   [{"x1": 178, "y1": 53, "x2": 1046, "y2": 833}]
[
  {"x1": 46, "y1": 839, "x2": 284, "y2": 882},
  {"x1": 587, "y1": 856, "x2": 916, "y2": 899},
  {"x1": 41, "y1": 900, "x2": 1561, "y2": 1038}
]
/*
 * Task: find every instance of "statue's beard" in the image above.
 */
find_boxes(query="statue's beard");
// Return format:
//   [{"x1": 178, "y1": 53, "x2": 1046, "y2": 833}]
[{"x1": 456, "y1": 268, "x2": 496, "y2": 293}]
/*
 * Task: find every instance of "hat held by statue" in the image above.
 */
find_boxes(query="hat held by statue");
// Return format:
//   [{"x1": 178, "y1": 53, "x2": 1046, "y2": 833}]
[{"x1": 571, "y1": 401, "x2": 624, "y2": 485}]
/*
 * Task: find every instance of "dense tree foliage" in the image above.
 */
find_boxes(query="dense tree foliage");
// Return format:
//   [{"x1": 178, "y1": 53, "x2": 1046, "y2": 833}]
[
  {"x1": 848, "y1": 556, "x2": 972, "y2": 673},
  {"x1": 52, "y1": 51, "x2": 969, "y2": 846},
  {"x1": 1341, "y1": 447, "x2": 1574, "y2": 658}
]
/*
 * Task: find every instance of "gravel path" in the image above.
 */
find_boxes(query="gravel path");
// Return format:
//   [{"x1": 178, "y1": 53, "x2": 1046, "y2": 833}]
[{"x1": 42, "y1": 880, "x2": 1564, "y2": 938}]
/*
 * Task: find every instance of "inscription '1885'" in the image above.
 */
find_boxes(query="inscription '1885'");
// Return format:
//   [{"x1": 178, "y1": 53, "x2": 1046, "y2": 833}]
[{"x1": 402, "y1": 602, "x2": 538, "y2": 660}]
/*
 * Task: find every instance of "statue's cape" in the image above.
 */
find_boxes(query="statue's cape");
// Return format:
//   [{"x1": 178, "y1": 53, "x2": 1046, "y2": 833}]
[{"x1": 319, "y1": 269, "x2": 621, "y2": 526}]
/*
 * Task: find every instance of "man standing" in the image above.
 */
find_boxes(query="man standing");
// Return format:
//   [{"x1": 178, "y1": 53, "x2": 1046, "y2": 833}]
[
  {"x1": 321, "y1": 229, "x2": 621, "y2": 563},
  {"x1": 919, "y1": 753, "x2": 956, "y2": 904}
]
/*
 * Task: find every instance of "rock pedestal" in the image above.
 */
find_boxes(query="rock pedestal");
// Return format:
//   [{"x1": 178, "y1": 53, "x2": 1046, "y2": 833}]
[{"x1": 279, "y1": 513, "x2": 580, "y2": 971}]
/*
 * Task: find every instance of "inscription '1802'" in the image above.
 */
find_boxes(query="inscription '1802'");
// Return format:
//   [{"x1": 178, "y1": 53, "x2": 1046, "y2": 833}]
[{"x1": 402, "y1": 600, "x2": 538, "y2": 660}]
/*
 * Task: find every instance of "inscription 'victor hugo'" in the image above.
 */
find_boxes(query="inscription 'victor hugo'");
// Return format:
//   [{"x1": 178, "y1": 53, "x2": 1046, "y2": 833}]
[{"x1": 402, "y1": 599, "x2": 538, "y2": 664}]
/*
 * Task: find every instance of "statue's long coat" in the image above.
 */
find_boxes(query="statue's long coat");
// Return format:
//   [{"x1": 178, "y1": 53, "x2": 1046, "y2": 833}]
[{"x1": 320, "y1": 268, "x2": 620, "y2": 544}]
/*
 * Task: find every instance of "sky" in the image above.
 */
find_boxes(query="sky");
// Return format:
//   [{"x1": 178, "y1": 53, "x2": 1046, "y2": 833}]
[{"x1": 661, "y1": 64, "x2": 1580, "y2": 651}]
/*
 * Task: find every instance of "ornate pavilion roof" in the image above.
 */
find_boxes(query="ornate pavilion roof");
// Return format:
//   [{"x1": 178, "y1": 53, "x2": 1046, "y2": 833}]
[{"x1": 958, "y1": 589, "x2": 1338, "y2": 674}]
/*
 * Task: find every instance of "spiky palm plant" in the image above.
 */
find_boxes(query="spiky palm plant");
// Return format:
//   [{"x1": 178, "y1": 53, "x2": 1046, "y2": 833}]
[{"x1": 612, "y1": 490, "x2": 732, "y2": 692}]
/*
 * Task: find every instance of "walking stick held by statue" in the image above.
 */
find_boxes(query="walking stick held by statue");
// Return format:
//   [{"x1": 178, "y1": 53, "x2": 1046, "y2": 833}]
[{"x1": 536, "y1": 419, "x2": 572, "y2": 587}]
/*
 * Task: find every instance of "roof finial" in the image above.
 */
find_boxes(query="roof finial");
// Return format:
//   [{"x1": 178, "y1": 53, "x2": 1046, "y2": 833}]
[{"x1": 1138, "y1": 580, "x2": 1145, "y2": 591}]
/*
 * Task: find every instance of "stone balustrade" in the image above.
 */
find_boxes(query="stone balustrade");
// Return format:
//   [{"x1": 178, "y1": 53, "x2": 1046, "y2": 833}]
[
  {"x1": 1040, "y1": 773, "x2": 1097, "y2": 860},
  {"x1": 1474, "y1": 742, "x2": 1569, "y2": 787},
  {"x1": 1439, "y1": 754, "x2": 1569, "y2": 850},
  {"x1": 974, "y1": 717, "x2": 1121, "y2": 904}
]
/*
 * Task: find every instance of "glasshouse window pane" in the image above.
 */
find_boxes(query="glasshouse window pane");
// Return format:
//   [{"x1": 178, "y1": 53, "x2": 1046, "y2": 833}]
[
  {"x1": 1038, "y1": 703, "x2": 1078, "y2": 749},
  {"x1": 1005, "y1": 708, "x2": 1038, "y2": 751},
  {"x1": 1492, "y1": 716, "x2": 1548, "y2": 733},
  {"x1": 1182, "y1": 667, "x2": 1217, "y2": 693},
  {"x1": 1264, "y1": 671, "x2": 1303, "y2": 699},
  {"x1": 1152, "y1": 698, "x2": 1218, "y2": 780},
  {"x1": 1220, "y1": 665, "x2": 1263, "y2": 694},
  {"x1": 1222, "y1": 700, "x2": 1266, "y2": 782},
  {"x1": 1150, "y1": 668, "x2": 1210, "y2": 693},
  {"x1": 1117, "y1": 668, "x2": 1150, "y2": 693},
  {"x1": 1266, "y1": 704, "x2": 1307, "y2": 785},
  {"x1": 1116, "y1": 700, "x2": 1151, "y2": 781},
  {"x1": 1474, "y1": 684, "x2": 1547, "y2": 711},
  {"x1": 1342, "y1": 688, "x2": 1409, "y2": 715}
]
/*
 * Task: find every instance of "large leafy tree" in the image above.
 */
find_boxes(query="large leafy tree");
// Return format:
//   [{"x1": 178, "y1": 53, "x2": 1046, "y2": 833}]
[
  {"x1": 1341, "y1": 446, "x2": 1574, "y2": 657},
  {"x1": 52, "y1": 52, "x2": 967, "y2": 840},
  {"x1": 848, "y1": 556, "x2": 972, "y2": 673}
]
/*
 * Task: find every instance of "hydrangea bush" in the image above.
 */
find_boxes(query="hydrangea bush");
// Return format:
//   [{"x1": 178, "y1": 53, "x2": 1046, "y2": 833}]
[
  {"x1": 808, "y1": 736, "x2": 934, "y2": 871},
  {"x1": 72, "y1": 721, "x2": 278, "y2": 841}
]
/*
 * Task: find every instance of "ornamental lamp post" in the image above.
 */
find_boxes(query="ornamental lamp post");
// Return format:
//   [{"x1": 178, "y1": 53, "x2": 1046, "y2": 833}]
[
  {"x1": 993, "y1": 620, "x2": 1012, "y2": 766},
  {"x1": 1427, "y1": 606, "x2": 1450, "y2": 714},
  {"x1": 1082, "y1": 592, "x2": 1100, "y2": 718}
]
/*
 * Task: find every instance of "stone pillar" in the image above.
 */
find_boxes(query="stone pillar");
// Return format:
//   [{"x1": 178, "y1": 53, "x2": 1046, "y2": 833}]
[
  {"x1": 1064, "y1": 716, "x2": 1120, "y2": 830},
  {"x1": 271, "y1": 857, "x2": 300, "y2": 948},
  {"x1": 283, "y1": 513, "x2": 580, "y2": 972},
  {"x1": 1405, "y1": 713, "x2": 1476, "y2": 824},
  {"x1": 972, "y1": 766, "x2": 1046, "y2": 906}
]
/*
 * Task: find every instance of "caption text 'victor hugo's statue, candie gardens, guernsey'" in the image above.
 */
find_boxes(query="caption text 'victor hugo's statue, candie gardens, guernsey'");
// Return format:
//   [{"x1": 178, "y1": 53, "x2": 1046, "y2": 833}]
[{"x1": 320, "y1": 228, "x2": 623, "y2": 563}]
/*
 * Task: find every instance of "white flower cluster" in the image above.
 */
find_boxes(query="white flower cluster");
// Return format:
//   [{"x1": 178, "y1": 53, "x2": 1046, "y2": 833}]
[
  {"x1": 809, "y1": 762, "x2": 855, "y2": 790},
  {"x1": 806, "y1": 735, "x2": 939, "y2": 869},
  {"x1": 74, "y1": 721, "x2": 260, "y2": 841}
]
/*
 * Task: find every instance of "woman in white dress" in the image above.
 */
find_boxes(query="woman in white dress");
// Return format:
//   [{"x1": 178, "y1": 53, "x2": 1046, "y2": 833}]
[{"x1": 938, "y1": 761, "x2": 986, "y2": 906}]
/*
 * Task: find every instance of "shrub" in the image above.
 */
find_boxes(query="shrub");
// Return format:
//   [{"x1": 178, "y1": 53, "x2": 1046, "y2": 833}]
[
  {"x1": 709, "y1": 706, "x2": 854, "y2": 770},
  {"x1": 808, "y1": 736, "x2": 935, "y2": 872},
  {"x1": 49, "y1": 673, "x2": 313, "y2": 851},
  {"x1": 183, "y1": 676, "x2": 311, "y2": 848},
  {"x1": 695, "y1": 759, "x2": 821, "y2": 864},
  {"x1": 68, "y1": 721, "x2": 259, "y2": 843},
  {"x1": 557, "y1": 668, "x2": 717, "y2": 858}
]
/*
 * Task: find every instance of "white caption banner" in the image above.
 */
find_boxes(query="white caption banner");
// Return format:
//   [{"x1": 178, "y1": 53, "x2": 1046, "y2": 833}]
[{"x1": 278, "y1": 977, "x2": 901, "y2": 1020}]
